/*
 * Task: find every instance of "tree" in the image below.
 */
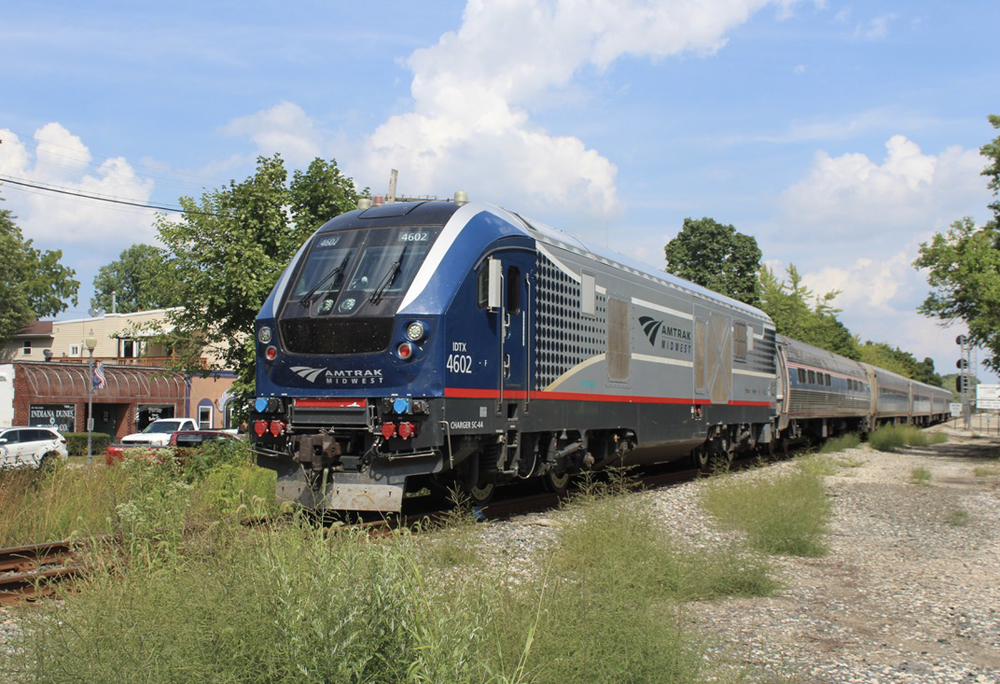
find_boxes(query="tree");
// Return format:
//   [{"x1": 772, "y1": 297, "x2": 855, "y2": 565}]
[
  {"x1": 0, "y1": 193, "x2": 79, "y2": 345},
  {"x1": 91, "y1": 244, "x2": 182, "y2": 313},
  {"x1": 664, "y1": 217, "x2": 762, "y2": 307},
  {"x1": 758, "y1": 264, "x2": 860, "y2": 359},
  {"x1": 914, "y1": 115, "x2": 1000, "y2": 371},
  {"x1": 152, "y1": 155, "x2": 361, "y2": 416}
]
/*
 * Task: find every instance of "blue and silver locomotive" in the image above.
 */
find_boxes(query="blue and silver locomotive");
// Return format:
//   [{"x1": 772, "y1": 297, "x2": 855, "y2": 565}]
[{"x1": 250, "y1": 196, "x2": 778, "y2": 511}]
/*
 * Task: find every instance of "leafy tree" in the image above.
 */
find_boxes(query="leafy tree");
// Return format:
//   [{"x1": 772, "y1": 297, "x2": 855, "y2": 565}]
[
  {"x1": 151, "y1": 155, "x2": 361, "y2": 416},
  {"x1": 664, "y1": 217, "x2": 762, "y2": 307},
  {"x1": 857, "y1": 341, "x2": 922, "y2": 379},
  {"x1": 91, "y1": 244, "x2": 183, "y2": 313},
  {"x1": 915, "y1": 115, "x2": 1000, "y2": 371},
  {"x1": 0, "y1": 194, "x2": 79, "y2": 345},
  {"x1": 758, "y1": 265, "x2": 859, "y2": 359}
]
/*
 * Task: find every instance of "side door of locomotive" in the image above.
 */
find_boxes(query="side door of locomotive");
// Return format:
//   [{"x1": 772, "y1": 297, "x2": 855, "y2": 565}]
[{"x1": 483, "y1": 243, "x2": 535, "y2": 416}]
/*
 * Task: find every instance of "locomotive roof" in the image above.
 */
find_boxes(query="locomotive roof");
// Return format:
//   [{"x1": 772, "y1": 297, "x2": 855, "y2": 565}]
[{"x1": 318, "y1": 199, "x2": 772, "y2": 325}]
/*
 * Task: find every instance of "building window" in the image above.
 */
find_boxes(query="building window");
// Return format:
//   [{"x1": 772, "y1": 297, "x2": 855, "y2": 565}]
[
  {"x1": 70, "y1": 344, "x2": 81, "y2": 356},
  {"x1": 22, "y1": 341, "x2": 32, "y2": 355},
  {"x1": 198, "y1": 405, "x2": 213, "y2": 430}
]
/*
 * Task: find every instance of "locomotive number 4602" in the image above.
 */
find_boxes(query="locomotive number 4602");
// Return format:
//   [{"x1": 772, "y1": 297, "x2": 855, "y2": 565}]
[
  {"x1": 400, "y1": 231, "x2": 430, "y2": 242},
  {"x1": 446, "y1": 353, "x2": 473, "y2": 374}
]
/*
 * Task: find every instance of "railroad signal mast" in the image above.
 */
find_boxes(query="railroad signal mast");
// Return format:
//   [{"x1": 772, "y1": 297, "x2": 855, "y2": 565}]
[{"x1": 956, "y1": 335, "x2": 972, "y2": 428}]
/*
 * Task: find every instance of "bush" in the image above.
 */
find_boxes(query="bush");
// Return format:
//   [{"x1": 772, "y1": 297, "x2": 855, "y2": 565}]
[
  {"x1": 868, "y1": 424, "x2": 948, "y2": 452},
  {"x1": 64, "y1": 432, "x2": 113, "y2": 457}
]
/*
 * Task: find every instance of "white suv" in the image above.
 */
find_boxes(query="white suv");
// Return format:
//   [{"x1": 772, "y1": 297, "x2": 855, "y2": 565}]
[{"x1": 0, "y1": 427, "x2": 69, "y2": 469}]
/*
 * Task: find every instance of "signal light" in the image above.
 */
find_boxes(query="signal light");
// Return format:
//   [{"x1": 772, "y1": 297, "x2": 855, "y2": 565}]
[
  {"x1": 265, "y1": 345, "x2": 278, "y2": 361},
  {"x1": 396, "y1": 342, "x2": 414, "y2": 360},
  {"x1": 381, "y1": 423, "x2": 397, "y2": 439},
  {"x1": 405, "y1": 320, "x2": 426, "y2": 342}
]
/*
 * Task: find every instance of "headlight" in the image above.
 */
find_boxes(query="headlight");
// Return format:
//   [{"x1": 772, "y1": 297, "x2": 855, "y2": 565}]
[
  {"x1": 258, "y1": 326, "x2": 273, "y2": 344},
  {"x1": 405, "y1": 320, "x2": 426, "y2": 342}
]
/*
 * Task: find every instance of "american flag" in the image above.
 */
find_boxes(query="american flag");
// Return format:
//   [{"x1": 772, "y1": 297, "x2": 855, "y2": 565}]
[{"x1": 93, "y1": 361, "x2": 107, "y2": 390}]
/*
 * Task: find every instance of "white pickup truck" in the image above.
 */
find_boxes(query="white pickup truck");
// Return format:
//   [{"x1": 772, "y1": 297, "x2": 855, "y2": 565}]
[{"x1": 120, "y1": 418, "x2": 198, "y2": 447}]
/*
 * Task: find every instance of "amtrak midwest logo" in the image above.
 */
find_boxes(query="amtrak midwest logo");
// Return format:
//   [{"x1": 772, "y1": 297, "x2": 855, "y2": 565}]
[
  {"x1": 638, "y1": 316, "x2": 693, "y2": 354},
  {"x1": 291, "y1": 366, "x2": 385, "y2": 385}
]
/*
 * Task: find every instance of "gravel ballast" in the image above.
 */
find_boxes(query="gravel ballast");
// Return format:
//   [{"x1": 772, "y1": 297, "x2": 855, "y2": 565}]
[{"x1": 476, "y1": 428, "x2": 1000, "y2": 683}]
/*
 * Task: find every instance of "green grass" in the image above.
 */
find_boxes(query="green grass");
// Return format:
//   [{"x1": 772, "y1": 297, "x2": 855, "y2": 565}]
[
  {"x1": 973, "y1": 466, "x2": 1000, "y2": 477},
  {"x1": 819, "y1": 433, "x2": 862, "y2": 454},
  {"x1": 945, "y1": 509, "x2": 971, "y2": 527},
  {"x1": 0, "y1": 441, "x2": 276, "y2": 547},
  {"x1": 1, "y1": 459, "x2": 783, "y2": 684},
  {"x1": 868, "y1": 424, "x2": 948, "y2": 453},
  {"x1": 700, "y1": 468, "x2": 831, "y2": 557},
  {"x1": 795, "y1": 454, "x2": 839, "y2": 477},
  {"x1": 910, "y1": 467, "x2": 932, "y2": 486}
]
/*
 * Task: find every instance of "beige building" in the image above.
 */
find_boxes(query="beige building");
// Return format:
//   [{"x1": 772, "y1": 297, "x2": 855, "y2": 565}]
[{"x1": 2, "y1": 308, "x2": 226, "y2": 367}]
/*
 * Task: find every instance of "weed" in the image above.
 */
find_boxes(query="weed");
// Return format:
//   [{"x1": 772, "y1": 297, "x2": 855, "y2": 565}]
[
  {"x1": 909, "y1": 467, "x2": 932, "y2": 486},
  {"x1": 945, "y1": 509, "x2": 971, "y2": 527},
  {"x1": 973, "y1": 466, "x2": 1000, "y2": 477},
  {"x1": 796, "y1": 455, "x2": 838, "y2": 477},
  {"x1": 868, "y1": 425, "x2": 947, "y2": 453},
  {"x1": 701, "y1": 469, "x2": 830, "y2": 557},
  {"x1": 819, "y1": 433, "x2": 861, "y2": 454}
]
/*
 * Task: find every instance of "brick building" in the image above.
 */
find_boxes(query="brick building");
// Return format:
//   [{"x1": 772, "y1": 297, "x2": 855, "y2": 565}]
[{"x1": 0, "y1": 310, "x2": 237, "y2": 436}]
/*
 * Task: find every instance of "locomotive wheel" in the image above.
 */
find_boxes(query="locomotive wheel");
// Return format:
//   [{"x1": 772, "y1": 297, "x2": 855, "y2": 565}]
[
  {"x1": 692, "y1": 448, "x2": 710, "y2": 471},
  {"x1": 460, "y1": 480, "x2": 495, "y2": 507},
  {"x1": 544, "y1": 468, "x2": 570, "y2": 494}
]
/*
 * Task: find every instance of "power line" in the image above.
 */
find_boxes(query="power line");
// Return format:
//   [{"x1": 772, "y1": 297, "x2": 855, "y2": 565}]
[{"x1": 0, "y1": 174, "x2": 217, "y2": 216}]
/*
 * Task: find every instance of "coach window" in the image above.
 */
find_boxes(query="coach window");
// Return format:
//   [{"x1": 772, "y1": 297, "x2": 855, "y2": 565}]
[
  {"x1": 797, "y1": 368, "x2": 806, "y2": 383},
  {"x1": 807, "y1": 370, "x2": 816, "y2": 384},
  {"x1": 507, "y1": 266, "x2": 520, "y2": 314}
]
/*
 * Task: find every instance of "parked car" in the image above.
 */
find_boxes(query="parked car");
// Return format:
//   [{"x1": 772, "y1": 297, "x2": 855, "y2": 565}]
[
  {"x1": 120, "y1": 418, "x2": 198, "y2": 447},
  {"x1": 169, "y1": 430, "x2": 241, "y2": 449},
  {"x1": 0, "y1": 426, "x2": 69, "y2": 470},
  {"x1": 106, "y1": 429, "x2": 239, "y2": 465}
]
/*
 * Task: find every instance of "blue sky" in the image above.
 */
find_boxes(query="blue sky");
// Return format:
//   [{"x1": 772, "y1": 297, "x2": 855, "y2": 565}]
[{"x1": 2, "y1": 0, "x2": 998, "y2": 379}]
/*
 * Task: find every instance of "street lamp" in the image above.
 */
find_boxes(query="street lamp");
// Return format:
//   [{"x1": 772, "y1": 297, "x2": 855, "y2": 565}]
[{"x1": 85, "y1": 330, "x2": 97, "y2": 464}]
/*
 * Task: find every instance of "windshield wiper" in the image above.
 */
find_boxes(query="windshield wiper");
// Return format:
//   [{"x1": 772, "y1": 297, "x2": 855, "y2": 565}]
[
  {"x1": 299, "y1": 255, "x2": 350, "y2": 306},
  {"x1": 369, "y1": 245, "x2": 408, "y2": 305}
]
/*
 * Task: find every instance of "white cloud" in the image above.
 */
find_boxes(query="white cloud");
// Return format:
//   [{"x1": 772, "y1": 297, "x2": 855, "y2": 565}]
[
  {"x1": 0, "y1": 124, "x2": 157, "y2": 249},
  {"x1": 855, "y1": 13, "x2": 895, "y2": 40},
  {"x1": 222, "y1": 101, "x2": 322, "y2": 168},
  {"x1": 777, "y1": 134, "x2": 988, "y2": 241},
  {"x1": 360, "y1": 0, "x2": 794, "y2": 217}
]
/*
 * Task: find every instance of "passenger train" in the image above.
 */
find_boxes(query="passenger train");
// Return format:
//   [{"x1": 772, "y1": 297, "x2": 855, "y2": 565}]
[{"x1": 249, "y1": 195, "x2": 952, "y2": 512}]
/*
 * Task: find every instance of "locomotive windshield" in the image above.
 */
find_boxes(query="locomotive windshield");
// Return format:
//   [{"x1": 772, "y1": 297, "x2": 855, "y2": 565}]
[{"x1": 278, "y1": 225, "x2": 441, "y2": 355}]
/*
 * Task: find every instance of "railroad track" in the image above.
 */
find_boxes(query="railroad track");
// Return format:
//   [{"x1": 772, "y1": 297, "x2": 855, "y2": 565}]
[{"x1": 0, "y1": 540, "x2": 90, "y2": 605}]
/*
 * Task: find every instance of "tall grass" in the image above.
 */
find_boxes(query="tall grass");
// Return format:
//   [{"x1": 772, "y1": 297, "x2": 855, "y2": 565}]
[
  {"x1": 3, "y1": 460, "x2": 783, "y2": 684},
  {"x1": 0, "y1": 464, "x2": 133, "y2": 545},
  {"x1": 0, "y1": 441, "x2": 276, "y2": 547},
  {"x1": 868, "y1": 424, "x2": 948, "y2": 452},
  {"x1": 700, "y1": 466, "x2": 831, "y2": 557}
]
